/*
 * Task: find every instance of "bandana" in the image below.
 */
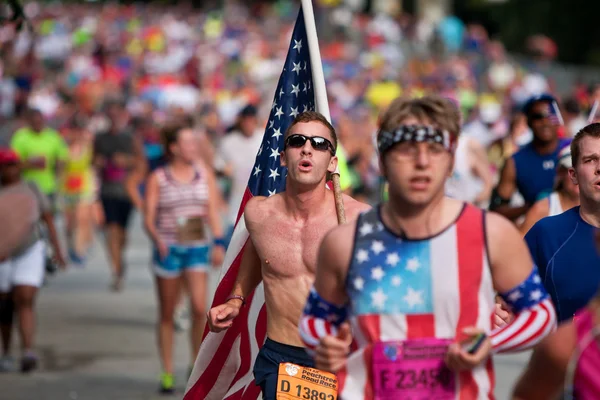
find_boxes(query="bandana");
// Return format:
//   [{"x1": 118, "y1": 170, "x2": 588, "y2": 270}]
[{"x1": 377, "y1": 125, "x2": 456, "y2": 155}]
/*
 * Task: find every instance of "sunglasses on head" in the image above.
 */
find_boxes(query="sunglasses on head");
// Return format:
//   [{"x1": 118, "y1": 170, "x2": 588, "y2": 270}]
[{"x1": 284, "y1": 134, "x2": 336, "y2": 155}]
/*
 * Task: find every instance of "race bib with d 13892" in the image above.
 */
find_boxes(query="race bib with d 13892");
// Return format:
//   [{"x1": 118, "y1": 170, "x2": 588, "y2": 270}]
[
  {"x1": 276, "y1": 363, "x2": 338, "y2": 400},
  {"x1": 372, "y1": 338, "x2": 456, "y2": 400}
]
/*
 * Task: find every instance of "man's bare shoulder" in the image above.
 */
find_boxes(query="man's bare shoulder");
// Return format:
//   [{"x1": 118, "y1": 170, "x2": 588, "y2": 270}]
[
  {"x1": 244, "y1": 194, "x2": 283, "y2": 223},
  {"x1": 322, "y1": 221, "x2": 357, "y2": 252},
  {"x1": 340, "y1": 193, "x2": 371, "y2": 222},
  {"x1": 486, "y1": 211, "x2": 521, "y2": 240}
]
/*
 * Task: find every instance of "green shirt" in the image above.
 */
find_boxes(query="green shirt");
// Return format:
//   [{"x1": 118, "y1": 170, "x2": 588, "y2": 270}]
[{"x1": 10, "y1": 127, "x2": 69, "y2": 195}]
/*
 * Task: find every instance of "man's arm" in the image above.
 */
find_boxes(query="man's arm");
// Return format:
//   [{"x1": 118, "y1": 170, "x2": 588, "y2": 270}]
[
  {"x1": 511, "y1": 321, "x2": 575, "y2": 400},
  {"x1": 519, "y1": 198, "x2": 549, "y2": 236},
  {"x1": 207, "y1": 198, "x2": 263, "y2": 332},
  {"x1": 486, "y1": 212, "x2": 557, "y2": 353},
  {"x1": 299, "y1": 223, "x2": 354, "y2": 353},
  {"x1": 489, "y1": 158, "x2": 529, "y2": 220}
]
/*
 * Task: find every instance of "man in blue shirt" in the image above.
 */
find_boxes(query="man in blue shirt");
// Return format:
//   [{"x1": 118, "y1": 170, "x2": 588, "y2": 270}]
[
  {"x1": 525, "y1": 123, "x2": 600, "y2": 323},
  {"x1": 491, "y1": 94, "x2": 570, "y2": 221}
]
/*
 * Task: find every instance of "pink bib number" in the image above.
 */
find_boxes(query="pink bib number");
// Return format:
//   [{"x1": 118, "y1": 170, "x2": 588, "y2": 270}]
[{"x1": 372, "y1": 338, "x2": 456, "y2": 400}]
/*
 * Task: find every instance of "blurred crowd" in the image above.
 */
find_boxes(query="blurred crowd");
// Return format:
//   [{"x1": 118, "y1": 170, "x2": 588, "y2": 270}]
[{"x1": 1, "y1": 0, "x2": 600, "y2": 379}]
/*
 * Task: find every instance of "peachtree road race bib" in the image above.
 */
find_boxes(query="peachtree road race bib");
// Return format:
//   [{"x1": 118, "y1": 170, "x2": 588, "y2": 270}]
[
  {"x1": 276, "y1": 363, "x2": 338, "y2": 400},
  {"x1": 372, "y1": 338, "x2": 456, "y2": 400}
]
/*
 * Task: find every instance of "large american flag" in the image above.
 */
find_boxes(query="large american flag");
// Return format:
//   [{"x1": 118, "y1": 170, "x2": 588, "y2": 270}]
[{"x1": 185, "y1": 8, "x2": 317, "y2": 399}]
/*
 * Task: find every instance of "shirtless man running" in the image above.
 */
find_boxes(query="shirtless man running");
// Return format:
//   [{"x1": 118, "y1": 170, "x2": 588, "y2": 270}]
[
  {"x1": 206, "y1": 112, "x2": 369, "y2": 400},
  {"x1": 299, "y1": 96, "x2": 557, "y2": 399}
]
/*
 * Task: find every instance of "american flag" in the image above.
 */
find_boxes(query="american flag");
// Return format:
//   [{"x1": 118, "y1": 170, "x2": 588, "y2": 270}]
[{"x1": 185, "y1": 8, "x2": 318, "y2": 399}]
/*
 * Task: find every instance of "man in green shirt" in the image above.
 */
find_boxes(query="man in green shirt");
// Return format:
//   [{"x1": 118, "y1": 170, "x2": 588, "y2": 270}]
[{"x1": 10, "y1": 109, "x2": 69, "y2": 210}]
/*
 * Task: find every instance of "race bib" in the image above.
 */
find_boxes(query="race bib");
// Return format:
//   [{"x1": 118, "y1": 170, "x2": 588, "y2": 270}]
[
  {"x1": 276, "y1": 363, "x2": 338, "y2": 400},
  {"x1": 176, "y1": 216, "x2": 206, "y2": 242},
  {"x1": 65, "y1": 175, "x2": 84, "y2": 192},
  {"x1": 372, "y1": 338, "x2": 455, "y2": 400},
  {"x1": 103, "y1": 161, "x2": 126, "y2": 183}
]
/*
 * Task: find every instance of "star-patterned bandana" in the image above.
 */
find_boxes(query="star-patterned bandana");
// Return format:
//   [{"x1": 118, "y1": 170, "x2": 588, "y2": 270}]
[{"x1": 377, "y1": 125, "x2": 456, "y2": 155}]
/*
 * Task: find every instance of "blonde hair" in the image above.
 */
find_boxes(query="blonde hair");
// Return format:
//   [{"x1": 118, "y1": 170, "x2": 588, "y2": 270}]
[{"x1": 377, "y1": 95, "x2": 462, "y2": 142}]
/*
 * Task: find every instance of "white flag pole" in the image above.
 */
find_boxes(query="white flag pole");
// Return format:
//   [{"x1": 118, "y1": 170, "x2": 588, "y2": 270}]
[
  {"x1": 589, "y1": 100, "x2": 599, "y2": 124},
  {"x1": 301, "y1": 0, "x2": 330, "y2": 122},
  {"x1": 300, "y1": 0, "x2": 346, "y2": 224}
]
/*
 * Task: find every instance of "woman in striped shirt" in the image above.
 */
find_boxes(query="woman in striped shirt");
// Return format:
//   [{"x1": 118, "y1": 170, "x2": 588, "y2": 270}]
[{"x1": 144, "y1": 123, "x2": 225, "y2": 394}]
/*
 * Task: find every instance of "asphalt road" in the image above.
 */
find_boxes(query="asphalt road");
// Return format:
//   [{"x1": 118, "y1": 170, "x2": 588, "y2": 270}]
[{"x1": 0, "y1": 215, "x2": 529, "y2": 399}]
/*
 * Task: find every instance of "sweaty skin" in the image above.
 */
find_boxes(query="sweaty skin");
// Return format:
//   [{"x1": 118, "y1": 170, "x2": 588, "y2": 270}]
[{"x1": 244, "y1": 191, "x2": 368, "y2": 346}]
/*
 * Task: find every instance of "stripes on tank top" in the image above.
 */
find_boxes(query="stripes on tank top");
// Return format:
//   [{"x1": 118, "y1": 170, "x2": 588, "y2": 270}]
[
  {"x1": 156, "y1": 166, "x2": 209, "y2": 244},
  {"x1": 338, "y1": 203, "x2": 496, "y2": 400}
]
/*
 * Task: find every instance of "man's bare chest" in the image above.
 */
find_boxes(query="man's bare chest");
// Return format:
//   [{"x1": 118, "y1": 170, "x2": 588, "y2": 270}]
[{"x1": 251, "y1": 218, "x2": 336, "y2": 277}]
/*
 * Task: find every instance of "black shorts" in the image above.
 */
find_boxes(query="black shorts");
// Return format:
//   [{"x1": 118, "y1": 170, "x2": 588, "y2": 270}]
[
  {"x1": 100, "y1": 196, "x2": 133, "y2": 229},
  {"x1": 253, "y1": 338, "x2": 315, "y2": 400}
]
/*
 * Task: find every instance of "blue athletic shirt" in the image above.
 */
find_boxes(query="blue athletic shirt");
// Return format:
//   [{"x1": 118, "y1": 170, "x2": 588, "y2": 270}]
[
  {"x1": 524, "y1": 206, "x2": 600, "y2": 323},
  {"x1": 512, "y1": 138, "x2": 571, "y2": 203}
]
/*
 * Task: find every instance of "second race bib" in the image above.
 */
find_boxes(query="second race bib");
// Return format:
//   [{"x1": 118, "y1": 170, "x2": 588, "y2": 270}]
[{"x1": 372, "y1": 338, "x2": 455, "y2": 400}]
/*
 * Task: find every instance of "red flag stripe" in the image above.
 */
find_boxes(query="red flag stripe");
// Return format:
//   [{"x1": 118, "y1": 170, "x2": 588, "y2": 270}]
[{"x1": 456, "y1": 205, "x2": 484, "y2": 400}]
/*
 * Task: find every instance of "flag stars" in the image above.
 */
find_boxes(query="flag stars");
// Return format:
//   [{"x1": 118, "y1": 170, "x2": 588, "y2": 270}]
[
  {"x1": 303, "y1": 61, "x2": 307, "y2": 71},
  {"x1": 371, "y1": 288, "x2": 388, "y2": 310},
  {"x1": 279, "y1": 88, "x2": 285, "y2": 98},
  {"x1": 530, "y1": 289, "x2": 543, "y2": 302},
  {"x1": 258, "y1": 145, "x2": 263, "y2": 156},
  {"x1": 406, "y1": 257, "x2": 421, "y2": 272},
  {"x1": 291, "y1": 83, "x2": 300, "y2": 97},
  {"x1": 391, "y1": 275, "x2": 402, "y2": 287},
  {"x1": 272, "y1": 127, "x2": 282, "y2": 140},
  {"x1": 403, "y1": 287, "x2": 424, "y2": 308},
  {"x1": 269, "y1": 168, "x2": 280, "y2": 181},
  {"x1": 290, "y1": 106, "x2": 299, "y2": 118},
  {"x1": 303, "y1": 104, "x2": 309, "y2": 113},
  {"x1": 353, "y1": 276, "x2": 364, "y2": 291},
  {"x1": 356, "y1": 249, "x2": 369, "y2": 264},
  {"x1": 371, "y1": 240, "x2": 385, "y2": 255},
  {"x1": 269, "y1": 148, "x2": 279, "y2": 160},
  {"x1": 508, "y1": 290, "x2": 522, "y2": 303},
  {"x1": 274, "y1": 106, "x2": 284, "y2": 119},
  {"x1": 359, "y1": 223, "x2": 373, "y2": 237},
  {"x1": 292, "y1": 62, "x2": 302, "y2": 75},
  {"x1": 303, "y1": 82, "x2": 308, "y2": 93},
  {"x1": 268, "y1": 189, "x2": 276, "y2": 197},
  {"x1": 371, "y1": 266, "x2": 385, "y2": 281},
  {"x1": 386, "y1": 252, "x2": 400, "y2": 266},
  {"x1": 253, "y1": 165, "x2": 262, "y2": 176},
  {"x1": 268, "y1": 120, "x2": 274, "y2": 129},
  {"x1": 293, "y1": 39, "x2": 303, "y2": 52}
]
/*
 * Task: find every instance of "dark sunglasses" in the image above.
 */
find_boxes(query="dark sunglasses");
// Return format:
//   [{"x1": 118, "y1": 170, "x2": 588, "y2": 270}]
[
  {"x1": 284, "y1": 134, "x2": 336, "y2": 155},
  {"x1": 529, "y1": 112, "x2": 551, "y2": 121}
]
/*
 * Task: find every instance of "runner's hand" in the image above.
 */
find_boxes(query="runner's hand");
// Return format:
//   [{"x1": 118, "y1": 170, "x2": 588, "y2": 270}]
[
  {"x1": 315, "y1": 322, "x2": 352, "y2": 373},
  {"x1": 493, "y1": 300, "x2": 513, "y2": 329},
  {"x1": 211, "y1": 246, "x2": 225, "y2": 268},
  {"x1": 155, "y1": 241, "x2": 168, "y2": 261},
  {"x1": 54, "y1": 252, "x2": 67, "y2": 270},
  {"x1": 207, "y1": 301, "x2": 241, "y2": 332},
  {"x1": 445, "y1": 327, "x2": 492, "y2": 371}
]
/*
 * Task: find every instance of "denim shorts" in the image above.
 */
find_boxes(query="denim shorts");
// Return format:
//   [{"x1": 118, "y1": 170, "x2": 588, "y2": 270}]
[{"x1": 152, "y1": 243, "x2": 210, "y2": 278}]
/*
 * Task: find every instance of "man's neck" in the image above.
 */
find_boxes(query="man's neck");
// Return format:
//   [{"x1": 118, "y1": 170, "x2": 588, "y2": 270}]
[
  {"x1": 383, "y1": 192, "x2": 449, "y2": 239},
  {"x1": 283, "y1": 180, "x2": 328, "y2": 221},
  {"x1": 579, "y1": 198, "x2": 600, "y2": 228},
  {"x1": 532, "y1": 137, "x2": 559, "y2": 155}
]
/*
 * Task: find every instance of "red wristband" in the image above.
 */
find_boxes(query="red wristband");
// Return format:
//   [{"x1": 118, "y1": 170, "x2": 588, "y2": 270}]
[{"x1": 226, "y1": 295, "x2": 246, "y2": 307}]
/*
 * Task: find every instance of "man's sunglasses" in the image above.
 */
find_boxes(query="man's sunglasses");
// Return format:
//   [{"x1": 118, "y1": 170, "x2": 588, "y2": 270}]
[
  {"x1": 529, "y1": 112, "x2": 551, "y2": 121},
  {"x1": 284, "y1": 134, "x2": 336, "y2": 155}
]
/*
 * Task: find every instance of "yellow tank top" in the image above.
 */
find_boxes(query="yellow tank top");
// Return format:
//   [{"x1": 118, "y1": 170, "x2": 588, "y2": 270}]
[{"x1": 62, "y1": 147, "x2": 93, "y2": 195}]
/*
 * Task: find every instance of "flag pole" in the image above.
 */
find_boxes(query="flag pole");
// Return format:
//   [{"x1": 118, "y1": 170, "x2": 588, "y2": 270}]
[{"x1": 301, "y1": 0, "x2": 347, "y2": 225}]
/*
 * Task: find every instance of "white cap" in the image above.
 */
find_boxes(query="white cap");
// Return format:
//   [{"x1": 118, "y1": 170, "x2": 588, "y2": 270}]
[{"x1": 558, "y1": 146, "x2": 572, "y2": 169}]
